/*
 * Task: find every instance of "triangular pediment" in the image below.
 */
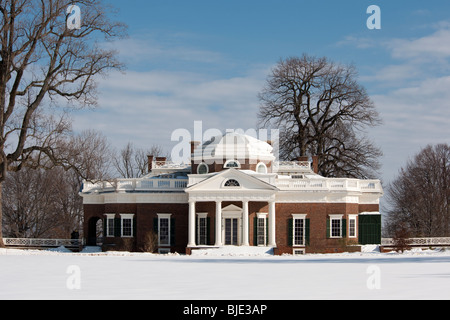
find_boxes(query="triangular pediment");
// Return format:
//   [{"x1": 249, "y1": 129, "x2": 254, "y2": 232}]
[
  {"x1": 186, "y1": 168, "x2": 278, "y2": 193},
  {"x1": 222, "y1": 204, "x2": 242, "y2": 212}
]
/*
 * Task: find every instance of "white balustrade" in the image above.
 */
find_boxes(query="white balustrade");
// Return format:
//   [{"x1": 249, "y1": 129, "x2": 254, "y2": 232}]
[
  {"x1": 82, "y1": 177, "x2": 189, "y2": 193},
  {"x1": 3, "y1": 238, "x2": 84, "y2": 247},
  {"x1": 381, "y1": 237, "x2": 450, "y2": 246}
]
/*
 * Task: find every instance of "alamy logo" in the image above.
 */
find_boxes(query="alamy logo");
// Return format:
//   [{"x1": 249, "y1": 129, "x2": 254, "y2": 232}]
[
  {"x1": 366, "y1": 5, "x2": 381, "y2": 30},
  {"x1": 366, "y1": 265, "x2": 381, "y2": 290},
  {"x1": 67, "y1": 5, "x2": 81, "y2": 30},
  {"x1": 66, "y1": 265, "x2": 81, "y2": 290}
]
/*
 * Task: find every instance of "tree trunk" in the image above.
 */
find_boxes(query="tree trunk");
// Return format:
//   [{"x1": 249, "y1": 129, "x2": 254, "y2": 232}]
[{"x1": 0, "y1": 182, "x2": 4, "y2": 247}]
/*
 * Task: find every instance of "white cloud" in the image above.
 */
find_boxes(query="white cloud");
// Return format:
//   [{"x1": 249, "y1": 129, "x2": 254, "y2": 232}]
[
  {"x1": 72, "y1": 68, "x2": 267, "y2": 153},
  {"x1": 387, "y1": 28, "x2": 450, "y2": 60},
  {"x1": 369, "y1": 75, "x2": 450, "y2": 184},
  {"x1": 341, "y1": 24, "x2": 450, "y2": 183}
]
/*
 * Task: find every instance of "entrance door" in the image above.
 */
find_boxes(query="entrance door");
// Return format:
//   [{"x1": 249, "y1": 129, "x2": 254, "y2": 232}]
[{"x1": 224, "y1": 218, "x2": 238, "y2": 245}]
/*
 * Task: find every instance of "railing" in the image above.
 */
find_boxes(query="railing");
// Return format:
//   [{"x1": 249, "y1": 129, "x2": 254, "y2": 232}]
[
  {"x1": 3, "y1": 238, "x2": 84, "y2": 247},
  {"x1": 275, "y1": 178, "x2": 382, "y2": 192},
  {"x1": 82, "y1": 178, "x2": 188, "y2": 193},
  {"x1": 276, "y1": 161, "x2": 311, "y2": 171},
  {"x1": 381, "y1": 237, "x2": 450, "y2": 247}
]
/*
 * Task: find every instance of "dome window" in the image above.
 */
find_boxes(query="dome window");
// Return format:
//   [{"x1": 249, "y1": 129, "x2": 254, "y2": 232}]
[
  {"x1": 197, "y1": 163, "x2": 209, "y2": 174},
  {"x1": 256, "y1": 162, "x2": 267, "y2": 174},
  {"x1": 224, "y1": 160, "x2": 240, "y2": 168}
]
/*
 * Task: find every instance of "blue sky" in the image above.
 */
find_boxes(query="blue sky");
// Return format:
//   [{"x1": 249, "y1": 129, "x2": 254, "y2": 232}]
[{"x1": 73, "y1": 0, "x2": 450, "y2": 188}]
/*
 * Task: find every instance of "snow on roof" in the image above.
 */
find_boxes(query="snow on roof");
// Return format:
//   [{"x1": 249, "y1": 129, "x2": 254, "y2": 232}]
[{"x1": 194, "y1": 132, "x2": 274, "y2": 161}]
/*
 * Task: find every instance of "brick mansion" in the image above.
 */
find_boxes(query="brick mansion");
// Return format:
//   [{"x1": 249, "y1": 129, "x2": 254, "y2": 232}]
[{"x1": 80, "y1": 132, "x2": 383, "y2": 254}]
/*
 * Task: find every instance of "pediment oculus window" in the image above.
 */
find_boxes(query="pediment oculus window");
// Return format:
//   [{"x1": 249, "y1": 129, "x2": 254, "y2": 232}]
[{"x1": 224, "y1": 179, "x2": 240, "y2": 187}]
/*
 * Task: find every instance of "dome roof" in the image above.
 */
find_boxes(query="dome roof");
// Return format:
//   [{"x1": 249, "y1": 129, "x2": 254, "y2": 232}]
[{"x1": 193, "y1": 132, "x2": 275, "y2": 161}]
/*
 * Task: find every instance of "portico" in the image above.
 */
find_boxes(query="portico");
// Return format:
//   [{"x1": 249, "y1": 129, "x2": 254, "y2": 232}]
[{"x1": 185, "y1": 168, "x2": 278, "y2": 248}]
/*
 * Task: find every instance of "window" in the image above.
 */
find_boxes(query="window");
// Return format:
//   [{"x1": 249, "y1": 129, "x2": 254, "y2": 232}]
[
  {"x1": 197, "y1": 213, "x2": 208, "y2": 245},
  {"x1": 329, "y1": 214, "x2": 344, "y2": 238},
  {"x1": 105, "y1": 214, "x2": 115, "y2": 237},
  {"x1": 224, "y1": 160, "x2": 240, "y2": 168},
  {"x1": 256, "y1": 162, "x2": 267, "y2": 174},
  {"x1": 158, "y1": 214, "x2": 172, "y2": 246},
  {"x1": 197, "y1": 163, "x2": 208, "y2": 174},
  {"x1": 348, "y1": 215, "x2": 357, "y2": 238},
  {"x1": 256, "y1": 213, "x2": 267, "y2": 246},
  {"x1": 120, "y1": 214, "x2": 134, "y2": 237},
  {"x1": 292, "y1": 214, "x2": 307, "y2": 246},
  {"x1": 224, "y1": 179, "x2": 240, "y2": 187}
]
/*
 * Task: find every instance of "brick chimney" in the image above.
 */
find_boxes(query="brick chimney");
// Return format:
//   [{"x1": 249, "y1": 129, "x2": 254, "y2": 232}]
[
  {"x1": 155, "y1": 157, "x2": 166, "y2": 167},
  {"x1": 312, "y1": 155, "x2": 319, "y2": 174},
  {"x1": 190, "y1": 141, "x2": 201, "y2": 154},
  {"x1": 147, "y1": 155, "x2": 154, "y2": 173}
]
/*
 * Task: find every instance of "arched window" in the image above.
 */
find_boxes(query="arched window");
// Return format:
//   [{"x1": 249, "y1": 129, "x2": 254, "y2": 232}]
[
  {"x1": 224, "y1": 179, "x2": 240, "y2": 187},
  {"x1": 256, "y1": 162, "x2": 267, "y2": 174},
  {"x1": 224, "y1": 160, "x2": 240, "y2": 168},
  {"x1": 197, "y1": 163, "x2": 209, "y2": 174}
]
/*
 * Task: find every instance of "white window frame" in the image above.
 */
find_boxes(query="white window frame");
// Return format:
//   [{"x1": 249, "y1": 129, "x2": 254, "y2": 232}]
[
  {"x1": 292, "y1": 214, "x2": 307, "y2": 246},
  {"x1": 329, "y1": 214, "x2": 344, "y2": 238},
  {"x1": 293, "y1": 248, "x2": 305, "y2": 255},
  {"x1": 197, "y1": 212, "x2": 208, "y2": 245},
  {"x1": 120, "y1": 214, "x2": 134, "y2": 237},
  {"x1": 157, "y1": 213, "x2": 172, "y2": 247},
  {"x1": 256, "y1": 213, "x2": 268, "y2": 246},
  {"x1": 105, "y1": 214, "x2": 115, "y2": 237},
  {"x1": 348, "y1": 214, "x2": 357, "y2": 238}
]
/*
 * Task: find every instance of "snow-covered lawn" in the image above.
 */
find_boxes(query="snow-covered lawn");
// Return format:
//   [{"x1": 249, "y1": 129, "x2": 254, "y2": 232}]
[{"x1": 1, "y1": 246, "x2": 450, "y2": 300}]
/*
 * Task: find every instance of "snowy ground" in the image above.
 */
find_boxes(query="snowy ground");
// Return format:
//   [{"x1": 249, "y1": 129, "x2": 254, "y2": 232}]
[{"x1": 1, "y1": 245, "x2": 450, "y2": 300}]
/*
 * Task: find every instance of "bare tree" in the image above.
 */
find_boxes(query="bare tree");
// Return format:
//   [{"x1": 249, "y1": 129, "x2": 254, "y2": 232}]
[
  {"x1": 2, "y1": 129, "x2": 113, "y2": 239},
  {"x1": 112, "y1": 142, "x2": 168, "y2": 178},
  {"x1": 0, "y1": 0, "x2": 126, "y2": 246},
  {"x1": 385, "y1": 144, "x2": 450, "y2": 237},
  {"x1": 3, "y1": 166, "x2": 69, "y2": 238},
  {"x1": 258, "y1": 55, "x2": 382, "y2": 178}
]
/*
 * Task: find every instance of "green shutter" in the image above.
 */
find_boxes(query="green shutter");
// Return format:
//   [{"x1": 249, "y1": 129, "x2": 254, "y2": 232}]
[
  {"x1": 265, "y1": 217, "x2": 268, "y2": 246},
  {"x1": 253, "y1": 217, "x2": 258, "y2": 246},
  {"x1": 170, "y1": 218, "x2": 175, "y2": 246},
  {"x1": 114, "y1": 218, "x2": 121, "y2": 237},
  {"x1": 195, "y1": 216, "x2": 199, "y2": 244},
  {"x1": 288, "y1": 218, "x2": 293, "y2": 246},
  {"x1": 305, "y1": 219, "x2": 310, "y2": 246},
  {"x1": 326, "y1": 218, "x2": 330, "y2": 238},
  {"x1": 206, "y1": 217, "x2": 211, "y2": 245},
  {"x1": 153, "y1": 217, "x2": 158, "y2": 233},
  {"x1": 342, "y1": 219, "x2": 347, "y2": 237},
  {"x1": 103, "y1": 218, "x2": 107, "y2": 237},
  {"x1": 133, "y1": 217, "x2": 137, "y2": 237}
]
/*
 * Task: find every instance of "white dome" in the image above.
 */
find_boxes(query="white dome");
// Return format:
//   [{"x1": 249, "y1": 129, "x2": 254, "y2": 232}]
[{"x1": 193, "y1": 132, "x2": 274, "y2": 161}]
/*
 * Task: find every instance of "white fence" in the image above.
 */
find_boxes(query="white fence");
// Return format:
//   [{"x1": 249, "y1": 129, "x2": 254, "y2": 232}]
[
  {"x1": 381, "y1": 237, "x2": 450, "y2": 247},
  {"x1": 3, "y1": 238, "x2": 84, "y2": 247}
]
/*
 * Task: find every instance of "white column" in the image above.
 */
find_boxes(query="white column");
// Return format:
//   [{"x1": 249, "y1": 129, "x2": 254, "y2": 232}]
[
  {"x1": 215, "y1": 201, "x2": 222, "y2": 246},
  {"x1": 268, "y1": 201, "x2": 276, "y2": 247},
  {"x1": 188, "y1": 200, "x2": 196, "y2": 247},
  {"x1": 242, "y1": 200, "x2": 249, "y2": 246}
]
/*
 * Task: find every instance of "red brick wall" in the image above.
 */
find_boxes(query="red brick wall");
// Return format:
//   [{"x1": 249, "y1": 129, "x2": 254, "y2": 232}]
[{"x1": 84, "y1": 200, "x2": 379, "y2": 254}]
